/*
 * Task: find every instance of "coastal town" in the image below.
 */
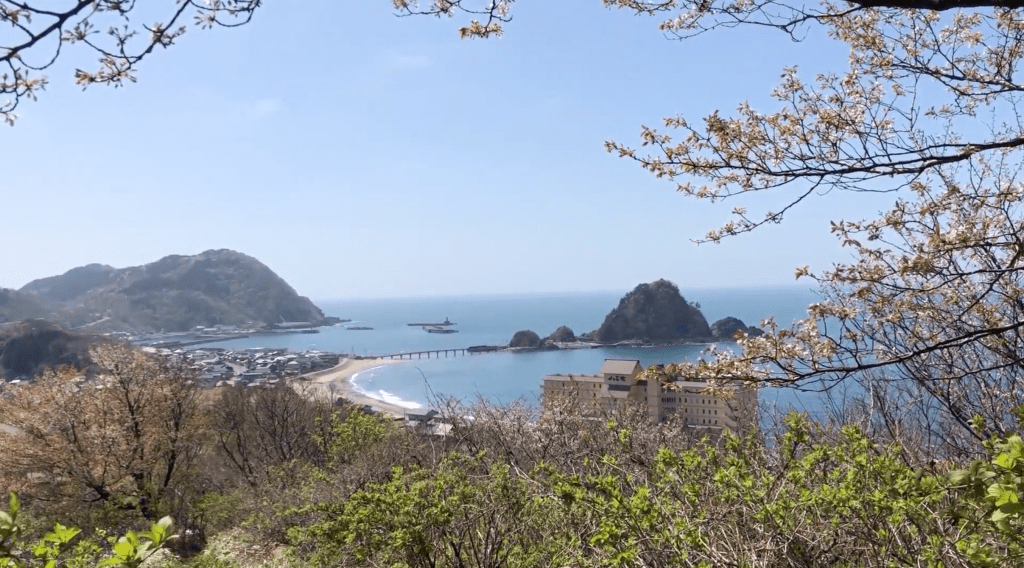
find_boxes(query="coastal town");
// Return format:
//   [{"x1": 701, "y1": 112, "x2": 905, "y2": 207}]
[{"x1": 141, "y1": 345, "x2": 343, "y2": 388}]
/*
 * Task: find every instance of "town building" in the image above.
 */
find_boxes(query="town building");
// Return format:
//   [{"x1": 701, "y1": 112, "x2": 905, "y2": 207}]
[{"x1": 541, "y1": 358, "x2": 757, "y2": 434}]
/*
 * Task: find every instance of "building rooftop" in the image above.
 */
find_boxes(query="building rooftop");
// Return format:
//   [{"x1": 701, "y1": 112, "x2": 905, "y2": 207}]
[
  {"x1": 543, "y1": 373, "x2": 604, "y2": 382},
  {"x1": 599, "y1": 359, "x2": 642, "y2": 376}
]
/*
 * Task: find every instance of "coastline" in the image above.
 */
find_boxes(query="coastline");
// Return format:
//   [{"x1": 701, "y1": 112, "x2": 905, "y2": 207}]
[{"x1": 294, "y1": 358, "x2": 416, "y2": 418}]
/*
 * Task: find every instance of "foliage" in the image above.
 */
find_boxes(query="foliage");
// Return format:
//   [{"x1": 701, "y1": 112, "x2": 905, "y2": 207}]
[
  {"x1": 0, "y1": 344, "x2": 203, "y2": 521},
  {"x1": 546, "y1": 414, "x2": 951, "y2": 567},
  {"x1": 0, "y1": 1, "x2": 260, "y2": 125},
  {"x1": 211, "y1": 383, "x2": 333, "y2": 487},
  {"x1": 272, "y1": 405, "x2": 1024, "y2": 567},
  {"x1": 287, "y1": 453, "x2": 568, "y2": 568},
  {"x1": 0, "y1": 322, "x2": 99, "y2": 380},
  {"x1": 8, "y1": 371, "x2": 1024, "y2": 567},
  {"x1": 0, "y1": 493, "x2": 174, "y2": 568}
]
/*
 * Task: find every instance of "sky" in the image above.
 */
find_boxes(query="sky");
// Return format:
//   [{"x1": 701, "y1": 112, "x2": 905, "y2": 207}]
[{"x1": 1, "y1": 1, "x2": 898, "y2": 299}]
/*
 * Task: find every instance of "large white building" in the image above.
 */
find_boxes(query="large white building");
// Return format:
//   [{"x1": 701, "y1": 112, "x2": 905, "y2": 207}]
[{"x1": 541, "y1": 358, "x2": 757, "y2": 433}]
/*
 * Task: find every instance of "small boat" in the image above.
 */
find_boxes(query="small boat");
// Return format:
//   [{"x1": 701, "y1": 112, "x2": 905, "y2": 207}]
[{"x1": 346, "y1": 326, "x2": 374, "y2": 331}]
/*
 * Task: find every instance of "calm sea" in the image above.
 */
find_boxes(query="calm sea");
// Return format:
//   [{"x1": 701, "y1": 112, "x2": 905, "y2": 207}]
[{"x1": 205, "y1": 286, "x2": 827, "y2": 413}]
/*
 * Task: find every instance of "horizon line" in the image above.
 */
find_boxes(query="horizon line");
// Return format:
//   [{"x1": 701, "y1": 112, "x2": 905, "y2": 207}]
[{"x1": 313, "y1": 283, "x2": 816, "y2": 303}]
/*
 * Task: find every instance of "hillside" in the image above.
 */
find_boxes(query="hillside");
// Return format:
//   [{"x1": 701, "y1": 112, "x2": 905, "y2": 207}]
[
  {"x1": 594, "y1": 279, "x2": 712, "y2": 343},
  {"x1": 0, "y1": 288, "x2": 53, "y2": 324},
  {"x1": 0, "y1": 320, "x2": 101, "y2": 380},
  {"x1": 16, "y1": 250, "x2": 334, "y2": 332}
]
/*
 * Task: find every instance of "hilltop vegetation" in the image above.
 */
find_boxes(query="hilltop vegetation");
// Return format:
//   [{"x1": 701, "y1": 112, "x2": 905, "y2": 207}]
[
  {"x1": 0, "y1": 320, "x2": 102, "y2": 380},
  {"x1": 3, "y1": 348, "x2": 1024, "y2": 567},
  {"x1": 7, "y1": 250, "x2": 334, "y2": 333}
]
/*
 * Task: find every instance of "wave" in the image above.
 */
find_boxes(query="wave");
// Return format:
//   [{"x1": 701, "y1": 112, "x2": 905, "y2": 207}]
[
  {"x1": 372, "y1": 389, "x2": 423, "y2": 409},
  {"x1": 349, "y1": 367, "x2": 424, "y2": 409}
]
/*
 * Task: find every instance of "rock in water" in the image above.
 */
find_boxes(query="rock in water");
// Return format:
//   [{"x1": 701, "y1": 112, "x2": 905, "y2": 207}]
[
  {"x1": 509, "y1": 330, "x2": 542, "y2": 348},
  {"x1": 594, "y1": 280, "x2": 711, "y2": 343},
  {"x1": 547, "y1": 325, "x2": 576, "y2": 343},
  {"x1": 710, "y1": 317, "x2": 765, "y2": 340},
  {"x1": 711, "y1": 317, "x2": 748, "y2": 340}
]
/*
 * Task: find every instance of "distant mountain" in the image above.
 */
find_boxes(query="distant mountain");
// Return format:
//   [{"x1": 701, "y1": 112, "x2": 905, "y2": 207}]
[
  {"x1": 593, "y1": 280, "x2": 712, "y2": 343},
  {"x1": 16, "y1": 250, "x2": 335, "y2": 332},
  {"x1": 20, "y1": 263, "x2": 116, "y2": 302}
]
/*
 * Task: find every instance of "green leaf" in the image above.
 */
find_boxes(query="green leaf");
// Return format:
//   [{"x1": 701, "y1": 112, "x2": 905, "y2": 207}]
[
  {"x1": 995, "y1": 452, "x2": 1017, "y2": 470},
  {"x1": 999, "y1": 502, "x2": 1024, "y2": 514},
  {"x1": 113, "y1": 539, "x2": 134, "y2": 558}
]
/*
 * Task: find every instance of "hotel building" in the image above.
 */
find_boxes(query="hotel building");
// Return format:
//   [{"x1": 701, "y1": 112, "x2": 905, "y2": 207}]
[{"x1": 541, "y1": 358, "x2": 757, "y2": 434}]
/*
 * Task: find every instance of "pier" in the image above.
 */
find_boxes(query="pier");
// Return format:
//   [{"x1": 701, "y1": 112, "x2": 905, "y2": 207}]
[{"x1": 374, "y1": 345, "x2": 504, "y2": 360}]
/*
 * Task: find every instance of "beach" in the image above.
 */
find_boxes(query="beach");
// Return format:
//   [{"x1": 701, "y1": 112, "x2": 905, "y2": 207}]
[{"x1": 295, "y1": 358, "x2": 414, "y2": 417}]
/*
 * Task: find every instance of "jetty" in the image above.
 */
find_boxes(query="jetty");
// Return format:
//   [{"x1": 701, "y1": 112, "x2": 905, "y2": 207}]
[
  {"x1": 374, "y1": 344, "x2": 504, "y2": 360},
  {"x1": 407, "y1": 317, "x2": 456, "y2": 326}
]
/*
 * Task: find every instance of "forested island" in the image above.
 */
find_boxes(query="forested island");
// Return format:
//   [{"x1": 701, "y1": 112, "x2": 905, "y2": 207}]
[{"x1": 511, "y1": 279, "x2": 764, "y2": 349}]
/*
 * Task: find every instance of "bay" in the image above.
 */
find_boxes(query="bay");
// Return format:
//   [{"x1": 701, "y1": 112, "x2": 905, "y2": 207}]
[{"x1": 204, "y1": 286, "x2": 826, "y2": 412}]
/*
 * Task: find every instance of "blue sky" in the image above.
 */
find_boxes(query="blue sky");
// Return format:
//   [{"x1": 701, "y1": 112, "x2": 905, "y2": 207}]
[{"x1": 2, "y1": 1, "x2": 895, "y2": 299}]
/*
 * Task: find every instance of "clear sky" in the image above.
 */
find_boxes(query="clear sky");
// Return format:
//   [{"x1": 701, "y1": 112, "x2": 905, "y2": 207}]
[{"x1": 2, "y1": 1, "x2": 895, "y2": 299}]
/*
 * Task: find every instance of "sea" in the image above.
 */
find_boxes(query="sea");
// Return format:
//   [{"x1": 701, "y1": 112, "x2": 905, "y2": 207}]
[{"x1": 203, "y1": 286, "x2": 831, "y2": 415}]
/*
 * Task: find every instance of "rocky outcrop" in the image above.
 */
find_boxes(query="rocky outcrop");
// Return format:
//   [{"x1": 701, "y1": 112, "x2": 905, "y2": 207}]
[
  {"x1": 711, "y1": 317, "x2": 746, "y2": 340},
  {"x1": 594, "y1": 280, "x2": 711, "y2": 343},
  {"x1": 509, "y1": 330, "x2": 542, "y2": 348},
  {"x1": 711, "y1": 317, "x2": 764, "y2": 340},
  {"x1": 547, "y1": 325, "x2": 576, "y2": 343},
  {"x1": 16, "y1": 250, "x2": 335, "y2": 332}
]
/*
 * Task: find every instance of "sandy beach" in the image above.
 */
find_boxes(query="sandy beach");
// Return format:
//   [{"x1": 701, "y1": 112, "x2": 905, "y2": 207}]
[{"x1": 293, "y1": 358, "x2": 415, "y2": 417}]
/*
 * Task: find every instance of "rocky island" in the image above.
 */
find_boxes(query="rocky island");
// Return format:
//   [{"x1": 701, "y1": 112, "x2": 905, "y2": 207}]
[
  {"x1": 547, "y1": 325, "x2": 576, "y2": 343},
  {"x1": 709, "y1": 316, "x2": 765, "y2": 340},
  {"x1": 509, "y1": 329, "x2": 542, "y2": 348},
  {"x1": 592, "y1": 279, "x2": 713, "y2": 343}
]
